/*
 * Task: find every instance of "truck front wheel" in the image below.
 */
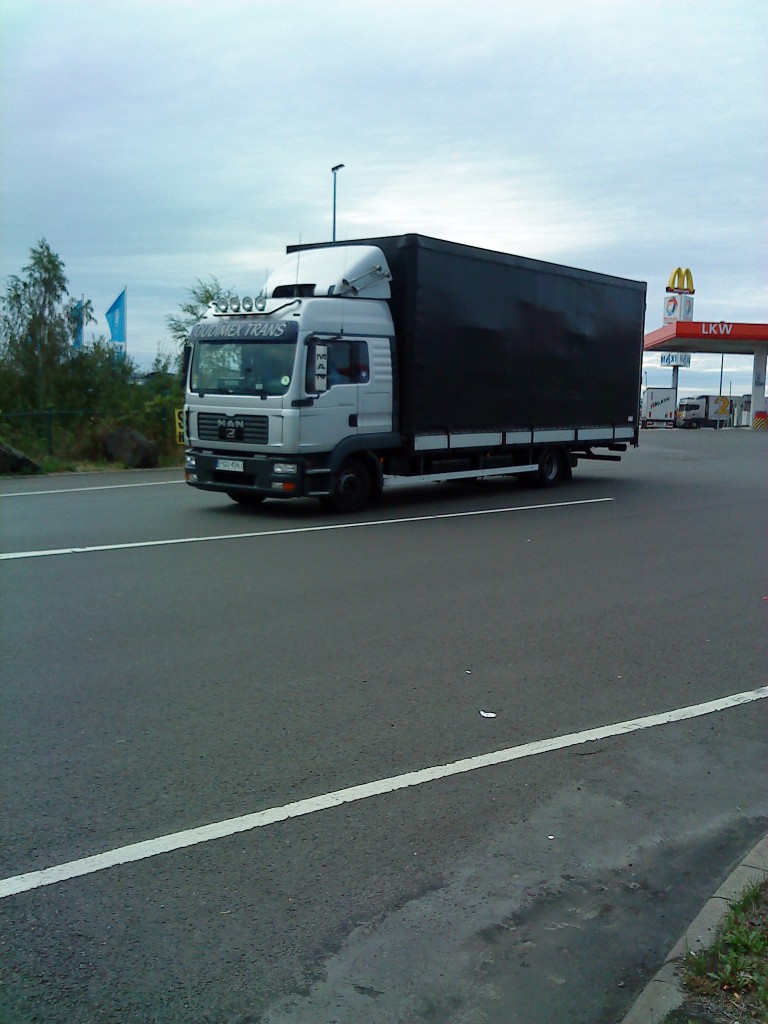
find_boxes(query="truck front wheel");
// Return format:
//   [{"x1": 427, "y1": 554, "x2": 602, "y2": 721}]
[{"x1": 322, "y1": 458, "x2": 372, "y2": 513}]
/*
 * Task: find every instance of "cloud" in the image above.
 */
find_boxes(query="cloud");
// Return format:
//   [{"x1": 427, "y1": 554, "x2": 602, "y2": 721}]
[
  {"x1": 1, "y1": 0, "x2": 766, "y2": 369},
  {"x1": 338, "y1": 157, "x2": 616, "y2": 259}
]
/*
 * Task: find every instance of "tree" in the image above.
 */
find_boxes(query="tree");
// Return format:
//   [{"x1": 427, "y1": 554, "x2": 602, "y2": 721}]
[
  {"x1": 56, "y1": 336, "x2": 135, "y2": 413},
  {"x1": 0, "y1": 239, "x2": 95, "y2": 410},
  {"x1": 68, "y1": 296, "x2": 95, "y2": 349},
  {"x1": 166, "y1": 276, "x2": 234, "y2": 354}
]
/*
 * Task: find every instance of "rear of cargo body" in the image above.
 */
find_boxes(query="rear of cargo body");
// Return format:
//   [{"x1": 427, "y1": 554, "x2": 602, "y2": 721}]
[
  {"x1": 642, "y1": 387, "x2": 677, "y2": 427},
  {"x1": 292, "y1": 234, "x2": 646, "y2": 442}
]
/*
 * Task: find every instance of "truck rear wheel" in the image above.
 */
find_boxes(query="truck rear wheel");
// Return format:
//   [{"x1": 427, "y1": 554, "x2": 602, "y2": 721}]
[
  {"x1": 536, "y1": 447, "x2": 566, "y2": 487},
  {"x1": 322, "y1": 458, "x2": 372, "y2": 513}
]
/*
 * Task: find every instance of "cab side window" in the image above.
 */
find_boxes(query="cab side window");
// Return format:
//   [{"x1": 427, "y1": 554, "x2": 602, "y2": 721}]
[{"x1": 328, "y1": 340, "x2": 369, "y2": 385}]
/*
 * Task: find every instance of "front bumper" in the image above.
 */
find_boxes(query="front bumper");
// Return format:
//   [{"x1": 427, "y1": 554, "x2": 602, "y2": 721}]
[{"x1": 185, "y1": 450, "x2": 310, "y2": 499}]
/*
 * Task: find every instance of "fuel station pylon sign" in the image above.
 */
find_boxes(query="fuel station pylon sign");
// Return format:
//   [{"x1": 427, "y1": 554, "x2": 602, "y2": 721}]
[{"x1": 663, "y1": 267, "x2": 695, "y2": 324}]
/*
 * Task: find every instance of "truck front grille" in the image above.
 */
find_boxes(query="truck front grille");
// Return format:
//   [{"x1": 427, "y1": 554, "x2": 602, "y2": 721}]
[{"x1": 197, "y1": 413, "x2": 269, "y2": 444}]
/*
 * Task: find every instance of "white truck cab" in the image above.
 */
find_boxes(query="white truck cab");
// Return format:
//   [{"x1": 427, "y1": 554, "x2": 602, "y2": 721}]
[{"x1": 184, "y1": 246, "x2": 399, "y2": 507}]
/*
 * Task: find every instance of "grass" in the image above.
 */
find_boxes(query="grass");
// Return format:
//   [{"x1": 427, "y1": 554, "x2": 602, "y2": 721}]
[{"x1": 663, "y1": 879, "x2": 768, "y2": 1023}]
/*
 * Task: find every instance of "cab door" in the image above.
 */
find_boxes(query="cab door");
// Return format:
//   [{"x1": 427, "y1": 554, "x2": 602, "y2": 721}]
[
  {"x1": 299, "y1": 338, "x2": 365, "y2": 453},
  {"x1": 358, "y1": 336, "x2": 393, "y2": 433}
]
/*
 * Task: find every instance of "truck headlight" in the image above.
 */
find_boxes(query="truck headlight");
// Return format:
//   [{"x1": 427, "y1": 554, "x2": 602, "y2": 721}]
[
  {"x1": 185, "y1": 453, "x2": 196, "y2": 469},
  {"x1": 272, "y1": 462, "x2": 298, "y2": 475}
]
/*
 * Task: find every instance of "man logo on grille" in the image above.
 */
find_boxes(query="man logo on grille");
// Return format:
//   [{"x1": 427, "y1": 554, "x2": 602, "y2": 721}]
[{"x1": 217, "y1": 417, "x2": 244, "y2": 440}]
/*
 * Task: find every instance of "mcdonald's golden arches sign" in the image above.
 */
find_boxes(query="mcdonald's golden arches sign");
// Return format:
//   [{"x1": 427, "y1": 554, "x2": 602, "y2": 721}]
[
  {"x1": 666, "y1": 267, "x2": 695, "y2": 294},
  {"x1": 663, "y1": 267, "x2": 695, "y2": 324}
]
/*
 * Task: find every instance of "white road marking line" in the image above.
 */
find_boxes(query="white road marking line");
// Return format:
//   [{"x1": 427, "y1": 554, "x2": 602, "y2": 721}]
[
  {"x1": 0, "y1": 480, "x2": 184, "y2": 498},
  {"x1": 1, "y1": 686, "x2": 765, "y2": 900},
  {"x1": 0, "y1": 496, "x2": 613, "y2": 561}
]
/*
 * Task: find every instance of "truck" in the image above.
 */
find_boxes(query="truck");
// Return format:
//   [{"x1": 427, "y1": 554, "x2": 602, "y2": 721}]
[
  {"x1": 676, "y1": 394, "x2": 732, "y2": 429},
  {"x1": 641, "y1": 387, "x2": 676, "y2": 428},
  {"x1": 182, "y1": 234, "x2": 647, "y2": 512},
  {"x1": 731, "y1": 394, "x2": 752, "y2": 427}
]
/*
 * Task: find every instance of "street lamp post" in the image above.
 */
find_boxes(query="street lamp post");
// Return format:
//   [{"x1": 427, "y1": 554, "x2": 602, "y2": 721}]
[{"x1": 331, "y1": 164, "x2": 344, "y2": 241}]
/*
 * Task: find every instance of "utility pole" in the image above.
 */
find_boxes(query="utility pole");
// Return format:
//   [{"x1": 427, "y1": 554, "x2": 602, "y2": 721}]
[{"x1": 331, "y1": 164, "x2": 344, "y2": 241}]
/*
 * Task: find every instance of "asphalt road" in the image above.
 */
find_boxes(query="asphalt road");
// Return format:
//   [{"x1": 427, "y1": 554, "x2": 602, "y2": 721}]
[{"x1": 1, "y1": 429, "x2": 766, "y2": 1024}]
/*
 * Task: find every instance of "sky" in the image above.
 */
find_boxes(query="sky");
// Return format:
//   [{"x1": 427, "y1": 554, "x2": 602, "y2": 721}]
[{"x1": 1, "y1": 0, "x2": 766, "y2": 396}]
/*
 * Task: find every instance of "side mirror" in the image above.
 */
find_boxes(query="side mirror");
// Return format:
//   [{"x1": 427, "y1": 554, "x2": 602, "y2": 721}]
[{"x1": 181, "y1": 344, "x2": 192, "y2": 381}]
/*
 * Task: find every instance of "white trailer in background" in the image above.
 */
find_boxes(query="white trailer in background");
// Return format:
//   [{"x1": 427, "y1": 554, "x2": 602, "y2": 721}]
[
  {"x1": 641, "y1": 387, "x2": 676, "y2": 427},
  {"x1": 731, "y1": 395, "x2": 752, "y2": 427}
]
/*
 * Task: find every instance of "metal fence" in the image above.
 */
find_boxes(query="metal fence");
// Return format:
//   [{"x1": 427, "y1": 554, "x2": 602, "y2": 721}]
[
  {"x1": 0, "y1": 409, "x2": 107, "y2": 457},
  {"x1": 0, "y1": 408, "x2": 184, "y2": 461}
]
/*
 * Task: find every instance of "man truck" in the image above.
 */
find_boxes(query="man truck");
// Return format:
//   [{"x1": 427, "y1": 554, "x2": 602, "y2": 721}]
[{"x1": 182, "y1": 234, "x2": 646, "y2": 512}]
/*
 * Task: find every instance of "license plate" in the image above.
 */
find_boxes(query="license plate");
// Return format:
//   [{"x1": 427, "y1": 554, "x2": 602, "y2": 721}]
[{"x1": 215, "y1": 458, "x2": 244, "y2": 472}]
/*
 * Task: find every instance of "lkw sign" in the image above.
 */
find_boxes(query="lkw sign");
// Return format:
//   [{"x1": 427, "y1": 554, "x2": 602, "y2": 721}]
[
  {"x1": 651, "y1": 321, "x2": 764, "y2": 340},
  {"x1": 662, "y1": 321, "x2": 767, "y2": 340}
]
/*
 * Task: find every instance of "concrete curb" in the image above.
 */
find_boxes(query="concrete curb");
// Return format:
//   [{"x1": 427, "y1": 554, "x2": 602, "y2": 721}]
[{"x1": 619, "y1": 833, "x2": 768, "y2": 1023}]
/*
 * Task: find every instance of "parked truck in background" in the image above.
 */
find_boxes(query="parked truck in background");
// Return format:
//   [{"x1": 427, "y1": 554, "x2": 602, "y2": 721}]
[
  {"x1": 676, "y1": 394, "x2": 732, "y2": 429},
  {"x1": 641, "y1": 387, "x2": 676, "y2": 428},
  {"x1": 731, "y1": 394, "x2": 752, "y2": 427},
  {"x1": 182, "y1": 234, "x2": 647, "y2": 512}
]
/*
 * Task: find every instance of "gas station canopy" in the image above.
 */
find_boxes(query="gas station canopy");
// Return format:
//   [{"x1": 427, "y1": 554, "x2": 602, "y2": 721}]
[
  {"x1": 644, "y1": 320, "x2": 768, "y2": 356},
  {"x1": 643, "y1": 268, "x2": 767, "y2": 425},
  {"x1": 643, "y1": 320, "x2": 768, "y2": 427}
]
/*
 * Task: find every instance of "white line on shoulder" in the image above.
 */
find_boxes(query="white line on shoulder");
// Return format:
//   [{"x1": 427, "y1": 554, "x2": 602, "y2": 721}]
[
  {"x1": 1, "y1": 685, "x2": 764, "y2": 900},
  {"x1": 0, "y1": 496, "x2": 614, "y2": 561}
]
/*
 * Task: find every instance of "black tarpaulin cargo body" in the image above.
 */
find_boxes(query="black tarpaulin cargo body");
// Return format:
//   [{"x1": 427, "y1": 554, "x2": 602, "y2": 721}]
[{"x1": 291, "y1": 233, "x2": 647, "y2": 440}]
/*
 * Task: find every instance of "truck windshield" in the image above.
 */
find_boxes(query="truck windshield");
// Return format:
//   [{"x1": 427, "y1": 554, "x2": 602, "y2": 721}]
[{"x1": 190, "y1": 339, "x2": 296, "y2": 396}]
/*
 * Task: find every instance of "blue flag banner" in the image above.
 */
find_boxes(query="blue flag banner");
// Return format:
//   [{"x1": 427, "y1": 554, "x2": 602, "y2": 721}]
[
  {"x1": 106, "y1": 289, "x2": 126, "y2": 344},
  {"x1": 71, "y1": 300, "x2": 84, "y2": 350}
]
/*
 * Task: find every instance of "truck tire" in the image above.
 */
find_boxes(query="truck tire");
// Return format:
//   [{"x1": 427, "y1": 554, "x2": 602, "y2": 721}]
[
  {"x1": 322, "y1": 458, "x2": 372, "y2": 513},
  {"x1": 535, "y1": 447, "x2": 565, "y2": 487},
  {"x1": 228, "y1": 492, "x2": 265, "y2": 507}
]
